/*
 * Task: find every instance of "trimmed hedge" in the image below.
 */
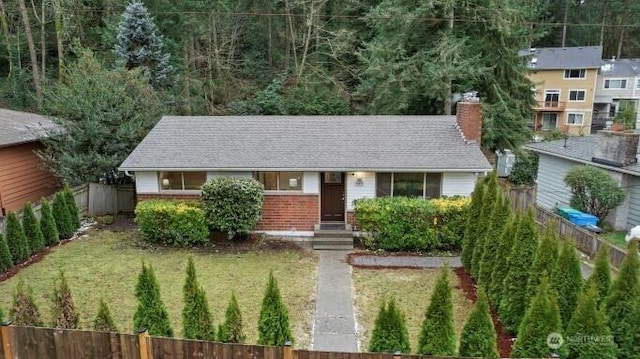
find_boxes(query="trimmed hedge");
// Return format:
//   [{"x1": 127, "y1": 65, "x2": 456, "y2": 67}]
[
  {"x1": 354, "y1": 196, "x2": 470, "y2": 252},
  {"x1": 201, "y1": 177, "x2": 264, "y2": 236},
  {"x1": 135, "y1": 200, "x2": 209, "y2": 246}
]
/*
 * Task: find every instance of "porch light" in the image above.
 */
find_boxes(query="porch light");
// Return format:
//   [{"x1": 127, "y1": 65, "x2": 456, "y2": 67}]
[
  {"x1": 162, "y1": 178, "x2": 170, "y2": 189},
  {"x1": 353, "y1": 172, "x2": 364, "y2": 187}
]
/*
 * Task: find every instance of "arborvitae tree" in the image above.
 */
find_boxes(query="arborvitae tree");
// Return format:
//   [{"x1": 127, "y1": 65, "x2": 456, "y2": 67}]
[
  {"x1": 459, "y1": 288, "x2": 499, "y2": 359},
  {"x1": 257, "y1": 271, "x2": 293, "y2": 346},
  {"x1": 511, "y1": 276, "x2": 566, "y2": 358},
  {"x1": 551, "y1": 240, "x2": 583, "y2": 327},
  {"x1": 40, "y1": 199, "x2": 60, "y2": 246},
  {"x1": 52, "y1": 191, "x2": 74, "y2": 239},
  {"x1": 489, "y1": 214, "x2": 518, "y2": 307},
  {"x1": 498, "y1": 208, "x2": 538, "y2": 334},
  {"x1": 182, "y1": 258, "x2": 215, "y2": 340},
  {"x1": 0, "y1": 233, "x2": 12, "y2": 272},
  {"x1": 368, "y1": 298, "x2": 411, "y2": 353},
  {"x1": 94, "y1": 298, "x2": 118, "y2": 332},
  {"x1": 471, "y1": 173, "x2": 499, "y2": 278},
  {"x1": 417, "y1": 267, "x2": 456, "y2": 355},
  {"x1": 5, "y1": 211, "x2": 30, "y2": 264},
  {"x1": 133, "y1": 262, "x2": 173, "y2": 337},
  {"x1": 218, "y1": 292, "x2": 245, "y2": 343},
  {"x1": 21, "y1": 202, "x2": 45, "y2": 254},
  {"x1": 478, "y1": 195, "x2": 512, "y2": 288},
  {"x1": 63, "y1": 187, "x2": 81, "y2": 231},
  {"x1": 525, "y1": 224, "x2": 560, "y2": 306},
  {"x1": 0, "y1": 305, "x2": 4, "y2": 322},
  {"x1": 10, "y1": 280, "x2": 42, "y2": 326},
  {"x1": 605, "y1": 240, "x2": 640, "y2": 359},
  {"x1": 50, "y1": 271, "x2": 79, "y2": 329},
  {"x1": 566, "y1": 283, "x2": 617, "y2": 359},
  {"x1": 585, "y1": 244, "x2": 611, "y2": 308},
  {"x1": 461, "y1": 181, "x2": 485, "y2": 271}
]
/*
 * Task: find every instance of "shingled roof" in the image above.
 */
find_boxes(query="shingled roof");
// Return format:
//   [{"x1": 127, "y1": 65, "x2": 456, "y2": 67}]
[
  {"x1": 0, "y1": 109, "x2": 55, "y2": 148},
  {"x1": 519, "y1": 46, "x2": 603, "y2": 70},
  {"x1": 119, "y1": 116, "x2": 492, "y2": 172}
]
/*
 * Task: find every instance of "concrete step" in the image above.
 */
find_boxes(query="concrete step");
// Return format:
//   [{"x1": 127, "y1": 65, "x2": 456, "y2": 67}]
[
  {"x1": 314, "y1": 244, "x2": 354, "y2": 250},
  {"x1": 313, "y1": 229, "x2": 353, "y2": 238},
  {"x1": 313, "y1": 236, "x2": 354, "y2": 250}
]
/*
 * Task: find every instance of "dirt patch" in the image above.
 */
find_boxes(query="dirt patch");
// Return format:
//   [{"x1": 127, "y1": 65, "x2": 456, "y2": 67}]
[
  {"x1": 100, "y1": 213, "x2": 137, "y2": 231},
  {"x1": 207, "y1": 233, "x2": 312, "y2": 254},
  {"x1": 453, "y1": 267, "x2": 514, "y2": 358}
]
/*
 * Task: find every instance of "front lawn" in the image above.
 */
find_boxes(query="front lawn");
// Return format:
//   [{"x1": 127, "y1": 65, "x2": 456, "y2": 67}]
[
  {"x1": 353, "y1": 268, "x2": 473, "y2": 353},
  {"x1": 0, "y1": 230, "x2": 318, "y2": 348},
  {"x1": 601, "y1": 231, "x2": 626, "y2": 248}
]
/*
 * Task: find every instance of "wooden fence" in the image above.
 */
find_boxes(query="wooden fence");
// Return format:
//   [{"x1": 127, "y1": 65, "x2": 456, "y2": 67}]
[
  {"x1": 0, "y1": 326, "x2": 503, "y2": 359},
  {"x1": 498, "y1": 180, "x2": 536, "y2": 213}
]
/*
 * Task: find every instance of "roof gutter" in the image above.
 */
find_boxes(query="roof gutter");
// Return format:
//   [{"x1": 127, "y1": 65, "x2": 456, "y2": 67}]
[
  {"x1": 118, "y1": 167, "x2": 494, "y2": 173},
  {"x1": 524, "y1": 145, "x2": 640, "y2": 177}
]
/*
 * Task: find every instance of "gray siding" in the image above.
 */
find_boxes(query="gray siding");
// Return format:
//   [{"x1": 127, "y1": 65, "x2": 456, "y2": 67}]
[
  {"x1": 626, "y1": 176, "x2": 640, "y2": 228},
  {"x1": 536, "y1": 155, "x2": 575, "y2": 210}
]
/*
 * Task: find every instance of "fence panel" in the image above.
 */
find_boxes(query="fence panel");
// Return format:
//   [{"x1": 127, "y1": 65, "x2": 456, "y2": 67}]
[
  {"x1": 88, "y1": 183, "x2": 135, "y2": 216},
  {"x1": 498, "y1": 180, "x2": 536, "y2": 213},
  {"x1": 71, "y1": 185, "x2": 89, "y2": 216}
]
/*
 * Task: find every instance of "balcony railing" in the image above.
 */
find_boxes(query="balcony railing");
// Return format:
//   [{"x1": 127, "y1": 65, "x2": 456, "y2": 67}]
[{"x1": 533, "y1": 101, "x2": 566, "y2": 111}]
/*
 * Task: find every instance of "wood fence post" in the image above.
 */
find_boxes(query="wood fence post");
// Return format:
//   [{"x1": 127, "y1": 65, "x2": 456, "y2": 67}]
[
  {"x1": 393, "y1": 351, "x2": 401, "y2": 359},
  {"x1": 283, "y1": 341, "x2": 293, "y2": 359},
  {"x1": 1, "y1": 322, "x2": 13, "y2": 359},
  {"x1": 138, "y1": 330, "x2": 151, "y2": 359}
]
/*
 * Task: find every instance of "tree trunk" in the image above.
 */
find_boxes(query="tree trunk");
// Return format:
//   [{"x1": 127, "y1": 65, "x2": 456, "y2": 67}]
[
  {"x1": 561, "y1": 0, "x2": 569, "y2": 47},
  {"x1": 0, "y1": 0, "x2": 13, "y2": 74},
  {"x1": 18, "y1": 0, "x2": 42, "y2": 107},
  {"x1": 443, "y1": 6, "x2": 454, "y2": 115},
  {"x1": 53, "y1": 0, "x2": 64, "y2": 79},
  {"x1": 40, "y1": 0, "x2": 46, "y2": 78}
]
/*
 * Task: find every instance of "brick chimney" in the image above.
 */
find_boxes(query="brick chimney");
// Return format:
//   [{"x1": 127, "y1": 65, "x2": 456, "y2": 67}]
[
  {"x1": 456, "y1": 99, "x2": 482, "y2": 144},
  {"x1": 592, "y1": 130, "x2": 640, "y2": 167}
]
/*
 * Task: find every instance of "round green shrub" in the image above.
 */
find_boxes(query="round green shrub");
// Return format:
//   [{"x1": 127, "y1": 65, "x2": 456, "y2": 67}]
[{"x1": 201, "y1": 177, "x2": 264, "y2": 236}]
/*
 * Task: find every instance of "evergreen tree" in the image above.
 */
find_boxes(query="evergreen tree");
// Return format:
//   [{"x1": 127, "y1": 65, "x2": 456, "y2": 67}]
[
  {"x1": 0, "y1": 305, "x2": 4, "y2": 322},
  {"x1": 182, "y1": 258, "x2": 215, "y2": 340},
  {"x1": 605, "y1": 240, "x2": 640, "y2": 359},
  {"x1": 489, "y1": 214, "x2": 518, "y2": 307},
  {"x1": 63, "y1": 187, "x2": 81, "y2": 231},
  {"x1": 5, "y1": 211, "x2": 30, "y2": 264},
  {"x1": 50, "y1": 271, "x2": 79, "y2": 329},
  {"x1": 52, "y1": 191, "x2": 74, "y2": 239},
  {"x1": 21, "y1": 202, "x2": 45, "y2": 254},
  {"x1": 478, "y1": 195, "x2": 512, "y2": 288},
  {"x1": 114, "y1": 0, "x2": 173, "y2": 87},
  {"x1": 0, "y1": 233, "x2": 12, "y2": 273},
  {"x1": 133, "y1": 262, "x2": 173, "y2": 337},
  {"x1": 94, "y1": 298, "x2": 118, "y2": 332},
  {"x1": 551, "y1": 240, "x2": 583, "y2": 327},
  {"x1": 417, "y1": 267, "x2": 456, "y2": 355},
  {"x1": 511, "y1": 276, "x2": 566, "y2": 358},
  {"x1": 10, "y1": 280, "x2": 42, "y2": 326},
  {"x1": 585, "y1": 244, "x2": 611, "y2": 308},
  {"x1": 566, "y1": 283, "x2": 617, "y2": 359},
  {"x1": 218, "y1": 292, "x2": 245, "y2": 343},
  {"x1": 525, "y1": 224, "x2": 560, "y2": 306},
  {"x1": 368, "y1": 298, "x2": 411, "y2": 353},
  {"x1": 498, "y1": 208, "x2": 538, "y2": 334},
  {"x1": 257, "y1": 271, "x2": 293, "y2": 346},
  {"x1": 471, "y1": 173, "x2": 499, "y2": 278},
  {"x1": 459, "y1": 288, "x2": 499, "y2": 359},
  {"x1": 40, "y1": 199, "x2": 60, "y2": 246},
  {"x1": 461, "y1": 181, "x2": 485, "y2": 271}
]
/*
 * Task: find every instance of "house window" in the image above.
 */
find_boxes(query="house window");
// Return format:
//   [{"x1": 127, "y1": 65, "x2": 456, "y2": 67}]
[
  {"x1": 567, "y1": 112, "x2": 584, "y2": 125},
  {"x1": 564, "y1": 69, "x2": 586, "y2": 79},
  {"x1": 256, "y1": 172, "x2": 302, "y2": 191},
  {"x1": 568, "y1": 90, "x2": 586, "y2": 102},
  {"x1": 160, "y1": 171, "x2": 207, "y2": 190},
  {"x1": 375, "y1": 173, "x2": 442, "y2": 199},
  {"x1": 542, "y1": 113, "x2": 558, "y2": 130},
  {"x1": 604, "y1": 79, "x2": 627, "y2": 89},
  {"x1": 636, "y1": 78, "x2": 640, "y2": 89}
]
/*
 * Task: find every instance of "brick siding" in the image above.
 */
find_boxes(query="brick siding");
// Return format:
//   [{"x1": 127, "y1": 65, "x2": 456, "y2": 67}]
[{"x1": 456, "y1": 101, "x2": 482, "y2": 143}]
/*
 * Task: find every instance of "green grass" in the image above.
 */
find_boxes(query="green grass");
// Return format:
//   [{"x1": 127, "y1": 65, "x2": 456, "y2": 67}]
[
  {"x1": 0, "y1": 230, "x2": 318, "y2": 348},
  {"x1": 353, "y1": 268, "x2": 473, "y2": 353},
  {"x1": 601, "y1": 231, "x2": 626, "y2": 248}
]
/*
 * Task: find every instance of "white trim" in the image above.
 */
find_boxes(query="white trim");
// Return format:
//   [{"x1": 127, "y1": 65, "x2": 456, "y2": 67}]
[
  {"x1": 252, "y1": 230, "x2": 314, "y2": 238},
  {"x1": 543, "y1": 89, "x2": 561, "y2": 102},
  {"x1": 122, "y1": 167, "x2": 493, "y2": 173},
  {"x1": 568, "y1": 89, "x2": 586, "y2": 102},
  {"x1": 566, "y1": 112, "x2": 585, "y2": 126},
  {"x1": 524, "y1": 147, "x2": 640, "y2": 177},
  {"x1": 604, "y1": 78, "x2": 628, "y2": 89},
  {"x1": 563, "y1": 68, "x2": 587, "y2": 79}
]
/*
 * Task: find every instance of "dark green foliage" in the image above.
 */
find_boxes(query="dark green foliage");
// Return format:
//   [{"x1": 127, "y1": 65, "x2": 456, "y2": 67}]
[
  {"x1": 564, "y1": 166, "x2": 625, "y2": 223},
  {"x1": 585, "y1": 244, "x2": 612, "y2": 308},
  {"x1": 257, "y1": 271, "x2": 293, "y2": 346},
  {"x1": 507, "y1": 151, "x2": 539, "y2": 186},
  {"x1": 21, "y1": 202, "x2": 45, "y2": 254},
  {"x1": 40, "y1": 199, "x2": 60, "y2": 246},
  {"x1": 368, "y1": 298, "x2": 411, "y2": 353},
  {"x1": 10, "y1": 280, "x2": 42, "y2": 326},
  {"x1": 63, "y1": 187, "x2": 81, "y2": 231},
  {"x1": 462, "y1": 181, "x2": 485, "y2": 271},
  {"x1": 471, "y1": 174, "x2": 499, "y2": 279},
  {"x1": 52, "y1": 192, "x2": 75, "y2": 240},
  {"x1": 0, "y1": 233, "x2": 12, "y2": 272},
  {"x1": 94, "y1": 299, "x2": 118, "y2": 332},
  {"x1": 135, "y1": 200, "x2": 209, "y2": 246},
  {"x1": 182, "y1": 258, "x2": 215, "y2": 340},
  {"x1": 511, "y1": 276, "x2": 566, "y2": 358},
  {"x1": 605, "y1": 240, "x2": 640, "y2": 359},
  {"x1": 201, "y1": 177, "x2": 264, "y2": 236},
  {"x1": 5, "y1": 212, "x2": 30, "y2": 264},
  {"x1": 566, "y1": 283, "x2": 617, "y2": 359},
  {"x1": 417, "y1": 267, "x2": 456, "y2": 355},
  {"x1": 283, "y1": 75, "x2": 350, "y2": 115},
  {"x1": 489, "y1": 215, "x2": 518, "y2": 307},
  {"x1": 551, "y1": 240, "x2": 583, "y2": 327},
  {"x1": 50, "y1": 271, "x2": 79, "y2": 329},
  {"x1": 459, "y1": 288, "x2": 499, "y2": 359},
  {"x1": 478, "y1": 195, "x2": 511, "y2": 288},
  {"x1": 525, "y1": 224, "x2": 560, "y2": 306},
  {"x1": 498, "y1": 209, "x2": 538, "y2": 334},
  {"x1": 133, "y1": 262, "x2": 174, "y2": 337},
  {"x1": 218, "y1": 292, "x2": 245, "y2": 343},
  {"x1": 0, "y1": 305, "x2": 4, "y2": 322}
]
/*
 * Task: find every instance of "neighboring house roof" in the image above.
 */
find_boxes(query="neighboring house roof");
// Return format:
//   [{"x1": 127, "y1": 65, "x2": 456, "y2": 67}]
[
  {"x1": 0, "y1": 109, "x2": 55, "y2": 148},
  {"x1": 524, "y1": 135, "x2": 640, "y2": 176},
  {"x1": 518, "y1": 46, "x2": 603, "y2": 70},
  {"x1": 599, "y1": 58, "x2": 640, "y2": 77},
  {"x1": 120, "y1": 116, "x2": 493, "y2": 172}
]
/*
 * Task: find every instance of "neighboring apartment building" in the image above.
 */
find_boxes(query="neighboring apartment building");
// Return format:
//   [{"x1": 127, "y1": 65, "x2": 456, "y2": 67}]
[
  {"x1": 593, "y1": 58, "x2": 640, "y2": 130},
  {"x1": 520, "y1": 46, "x2": 603, "y2": 136}
]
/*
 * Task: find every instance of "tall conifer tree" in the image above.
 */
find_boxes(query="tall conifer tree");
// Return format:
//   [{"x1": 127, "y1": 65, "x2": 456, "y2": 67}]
[{"x1": 417, "y1": 267, "x2": 456, "y2": 355}]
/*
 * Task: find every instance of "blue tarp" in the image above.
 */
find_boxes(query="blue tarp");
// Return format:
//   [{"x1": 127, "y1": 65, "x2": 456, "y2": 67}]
[{"x1": 556, "y1": 207, "x2": 599, "y2": 227}]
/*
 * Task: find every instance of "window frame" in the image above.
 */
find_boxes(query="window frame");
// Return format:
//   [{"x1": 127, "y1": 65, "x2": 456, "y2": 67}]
[
  {"x1": 255, "y1": 171, "x2": 303, "y2": 192},
  {"x1": 604, "y1": 78, "x2": 628, "y2": 89},
  {"x1": 541, "y1": 113, "x2": 558, "y2": 131},
  {"x1": 159, "y1": 171, "x2": 207, "y2": 191},
  {"x1": 636, "y1": 78, "x2": 640, "y2": 89},
  {"x1": 568, "y1": 89, "x2": 586, "y2": 102},
  {"x1": 566, "y1": 112, "x2": 585, "y2": 126},
  {"x1": 563, "y1": 69, "x2": 586, "y2": 79},
  {"x1": 375, "y1": 172, "x2": 442, "y2": 199}
]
